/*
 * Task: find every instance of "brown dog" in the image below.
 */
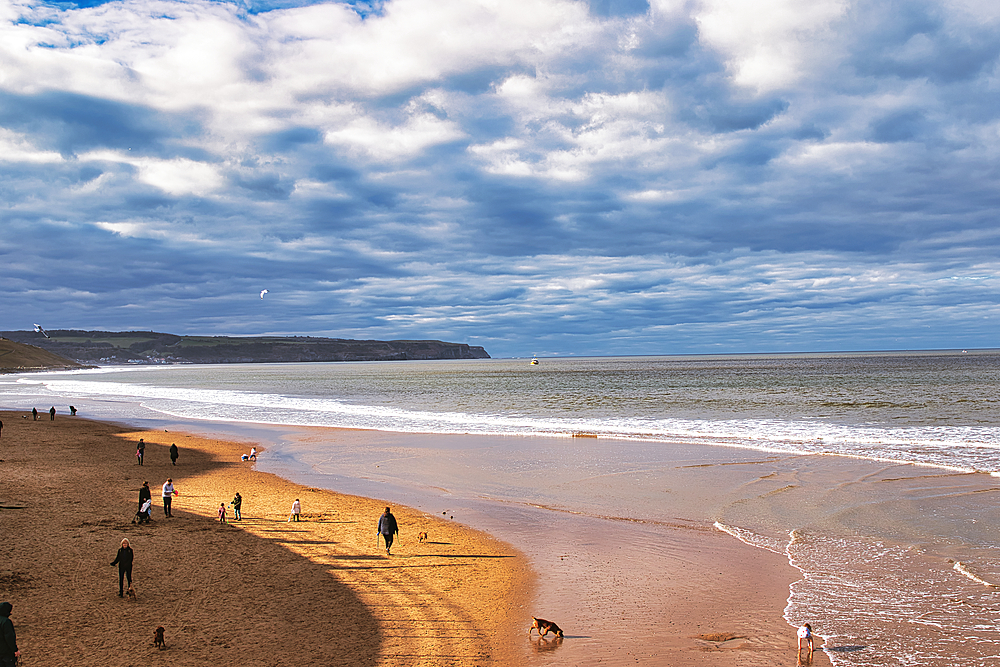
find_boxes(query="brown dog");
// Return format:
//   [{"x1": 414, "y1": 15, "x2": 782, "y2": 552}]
[
  {"x1": 417, "y1": 531, "x2": 428, "y2": 543},
  {"x1": 530, "y1": 617, "x2": 564, "y2": 638},
  {"x1": 154, "y1": 626, "x2": 166, "y2": 649},
  {"x1": 126, "y1": 585, "x2": 136, "y2": 602}
]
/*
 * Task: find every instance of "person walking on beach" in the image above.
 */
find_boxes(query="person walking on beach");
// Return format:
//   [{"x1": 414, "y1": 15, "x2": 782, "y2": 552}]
[
  {"x1": 232, "y1": 492, "x2": 242, "y2": 521},
  {"x1": 288, "y1": 499, "x2": 301, "y2": 522},
  {"x1": 797, "y1": 623, "x2": 814, "y2": 661},
  {"x1": 49, "y1": 406, "x2": 55, "y2": 421},
  {"x1": 377, "y1": 507, "x2": 399, "y2": 555},
  {"x1": 249, "y1": 447, "x2": 257, "y2": 461},
  {"x1": 162, "y1": 478, "x2": 177, "y2": 517},
  {"x1": 0, "y1": 419, "x2": 3, "y2": 439},
  {"x1": 169, "y1": 443, "x2": 179, "y2": 466},
  {"x1": 0, "y1": 601, "x2": 21, "y2": 667},
  {"x1": 31, "y1": 408, "x2": 37, "y2": 421},
  {"x1": 136, "y1": 438, "x2": 145, "y2": 466},
  {"x1": 70, "y1": 405, "x2": 77, "y2": 415},
  {"x1": 110, "y1": 538, "x2": 134, "y2": 598},
  {"x1": 137, "y1": 481, "x2": 152, "y2": 523},
  {"x1": 218, "y1": 503, "x2": 227, "y2": 524}
]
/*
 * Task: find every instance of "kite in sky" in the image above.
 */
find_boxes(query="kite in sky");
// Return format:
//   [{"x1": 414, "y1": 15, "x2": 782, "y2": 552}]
[
  {"x1": 260, "y1": 290, "x2": 269, "y2": 299},
  {"x1": 33, "y1": 323, "x2": 50, "y2": 338}
]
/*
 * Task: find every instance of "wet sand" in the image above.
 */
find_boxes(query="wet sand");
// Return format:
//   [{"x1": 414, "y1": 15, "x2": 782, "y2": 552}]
[{"x1": 0, "y1": 411, "x2": 827, "y2": 666}]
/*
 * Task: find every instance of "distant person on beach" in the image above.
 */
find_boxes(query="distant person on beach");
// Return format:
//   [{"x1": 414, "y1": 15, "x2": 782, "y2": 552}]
[
  {"x1": 288, "y1": 499, "x2": 301, "y2": 522},
  {"x1": 377, "y1": 507, "x2": 399, "y2": 555},
  {"x1": 136, "y1": 439, "x2": 145, "y2": 466},
  {"x1": 49, "y1": 406, "x2": 55, "y2": 421},
  {"x1": 218, "y1": 503, "x2": 227, "y2": 524},
  {"x1": 138, "y1": 482, "x2": 152, "y2": 523},
  {"x1": 232, "y1": 493, "x2": 242, "y2": 521},
  {"x1": 249, "y1": 447, "x2": 257, "y2": 461},
  {"x1": 0, "y1": 419, "x2": 3, "y2": 439},
  {"x1": 797, "y1": 623, "x2": 814, "y2": 660},
  {"x1": 0, "y1": 601, "x2": 21, "y2": 666},
  {"x1": 31, "y1": 408, "x2": 37, "y2": 421},
  {"x1": 169, "y1": 443, "x2": 178, "y2": 466},
  {"x1": 69, "y1": 405, "x2": 77, "y2": 416},
  {"x1": 162, "y1": 478, "x2": 177, "y2": 517},
  {"x1": 110, "y1": 538, "x2": 134, "y2": 598}
]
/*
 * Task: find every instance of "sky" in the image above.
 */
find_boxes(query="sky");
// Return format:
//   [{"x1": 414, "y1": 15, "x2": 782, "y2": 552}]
[{"x1": 2, "y1": 0, "x2": 1000, "y2": 358}]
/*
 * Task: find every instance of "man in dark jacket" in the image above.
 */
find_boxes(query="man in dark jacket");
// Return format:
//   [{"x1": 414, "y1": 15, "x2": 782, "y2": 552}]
[
  {"x1": 377, "y1": 507, "x2": 399, "y2": 555},
  {"x1": 0, "y1": 601, "x2": 20, "y2": 666}
]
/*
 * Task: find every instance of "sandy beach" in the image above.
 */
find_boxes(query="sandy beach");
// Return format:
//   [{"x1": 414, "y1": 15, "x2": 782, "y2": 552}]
[{"x1": 0, "y1": 410, "x2": 826, "y2": 666}]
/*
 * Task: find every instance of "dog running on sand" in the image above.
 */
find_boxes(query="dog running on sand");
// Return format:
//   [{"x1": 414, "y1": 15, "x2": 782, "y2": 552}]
[
  {"x1": 530, "y1": 617, "x2": 564, "y2": 638},
  {"x1": 154, "y1": 626, "x2": 166, "y2": 649},
  {"x1": 417, "y1": 531, "x2": 428, "y2": 543},
  {"x1": 126, "y1": 585, "x2": 137, "y2": 602}
]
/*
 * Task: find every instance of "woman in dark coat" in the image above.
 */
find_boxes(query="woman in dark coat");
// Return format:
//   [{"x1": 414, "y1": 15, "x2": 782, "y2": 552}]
[
  {"x1": 110, "y1": 539, "x2": 134, "y2": 597},
  {"x1": 169, "y1": 443, "x2": 179, "y2": 466},
  {"x1": 137, "y1": 482, "x2": 152, "y2": 523}
]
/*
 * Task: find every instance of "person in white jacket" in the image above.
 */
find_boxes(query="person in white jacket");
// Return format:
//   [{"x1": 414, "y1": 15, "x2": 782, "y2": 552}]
[
  {"x1": 288, "y1": 498, "x2": 301, "y2": 522},
  {"x1": 162, "y1": 478, "x2": 177, "y2": 518}
]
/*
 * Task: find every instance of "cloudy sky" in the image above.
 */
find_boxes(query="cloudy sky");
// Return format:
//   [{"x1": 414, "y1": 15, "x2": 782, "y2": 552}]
[{"x1": 2, "y1": 0, "x2": 999, "y2": 357}]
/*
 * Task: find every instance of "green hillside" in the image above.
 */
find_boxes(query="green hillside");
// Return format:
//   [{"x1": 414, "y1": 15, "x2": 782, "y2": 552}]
[{"x1": 0, "y1": 338, "x2": 88, "y2": 373}]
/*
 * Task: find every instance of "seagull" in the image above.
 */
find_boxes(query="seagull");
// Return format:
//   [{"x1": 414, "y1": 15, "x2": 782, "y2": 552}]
[
  {"x1": 33, "y1": 323, "x2": 50, "y2": 338},
  {"x1": 260, "y1": 289, "x2": 269, "y2": 299}
]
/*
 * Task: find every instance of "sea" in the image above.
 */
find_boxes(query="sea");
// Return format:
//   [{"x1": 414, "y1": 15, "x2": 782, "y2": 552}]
[{"x1": 3, "y1": 350, "x2": 999, "y2": 666}]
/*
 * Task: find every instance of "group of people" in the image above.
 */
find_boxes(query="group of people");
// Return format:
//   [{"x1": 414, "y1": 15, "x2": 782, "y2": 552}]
[
  {"x1": 135, "y1": 439, "x2": 180, "y2": 467},
  {"x1": 134, "y1": 479, "x2": 179, "y2": 522}
]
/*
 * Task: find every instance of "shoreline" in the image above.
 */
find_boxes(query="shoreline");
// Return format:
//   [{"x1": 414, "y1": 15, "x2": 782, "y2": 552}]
[
  {"x1": 0, "y1": 409, "x2": 828, "y2": 665},
  {"x1": 92, "y1": 415, "x2": 830, "y2": 666}
]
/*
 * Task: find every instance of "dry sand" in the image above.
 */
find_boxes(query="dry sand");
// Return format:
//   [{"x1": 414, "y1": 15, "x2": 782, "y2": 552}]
[
  {"x1": 0, "y1": 412, "x2": 530, "y2": 666},
  {"x1": 0, "y1": 411, "x2": 828, "y2": 666}
]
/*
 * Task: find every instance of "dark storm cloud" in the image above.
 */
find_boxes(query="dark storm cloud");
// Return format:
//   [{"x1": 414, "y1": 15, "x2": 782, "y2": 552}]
[{"x1": 2, "y1": 0, "x2": 1000, "y2": 356}]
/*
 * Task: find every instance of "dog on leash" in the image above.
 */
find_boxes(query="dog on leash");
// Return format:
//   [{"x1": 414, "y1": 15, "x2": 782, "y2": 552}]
[
  {"x1": 530, "y1": 617, "x2": 564, "y2": 638},
  {"x1": 417, "y1": 531, "x2": 428, "y2": 543},
  {"x1": 154, "y1": 626, "x2": 166, "y2": 649},
  {"x1": 126, "y1": 585, "x2": 137, "y2": 602}
]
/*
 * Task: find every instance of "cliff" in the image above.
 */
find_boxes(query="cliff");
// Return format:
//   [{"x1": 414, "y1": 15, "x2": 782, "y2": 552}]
[
  {"x1": 0, "y1": 330, "x2": 491, "y2": 365},
  {"x1": 0, "y1": 338, "x2": 89, "y2": 373}
]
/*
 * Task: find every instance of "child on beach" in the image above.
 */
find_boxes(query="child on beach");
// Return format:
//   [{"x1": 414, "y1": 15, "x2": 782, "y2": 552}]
[
  {"x1": 218, "y1": 503, "x2": 227, "y2": 524},
  {"x1": 797, "y1": 623, "x2": 814, "y2": 660}
]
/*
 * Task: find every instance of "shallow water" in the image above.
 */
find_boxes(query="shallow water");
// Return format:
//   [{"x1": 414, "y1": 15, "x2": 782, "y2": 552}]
[{"x1": 3, "y1": 352, "x2": 1000, "y2": 665}]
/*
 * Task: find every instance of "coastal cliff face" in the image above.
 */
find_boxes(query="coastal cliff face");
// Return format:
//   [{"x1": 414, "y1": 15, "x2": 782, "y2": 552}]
[
  {"x1": 0, "y1": 330, "x2": 490, "y2": 365},
  {"x1": 0, "y1": 338, "x2": 87, "y2": 372}
]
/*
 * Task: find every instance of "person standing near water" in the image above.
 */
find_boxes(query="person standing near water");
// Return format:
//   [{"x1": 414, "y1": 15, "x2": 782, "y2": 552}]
[
  {"x1": 169, "y1": 443, "x2": 178, "y2": 466},
  {"x1": 377, "y1": 507, "x2": 399, "y2": 555},
  {"x1": 136, "y1": 439, "x2": 145, "y2": 466}
]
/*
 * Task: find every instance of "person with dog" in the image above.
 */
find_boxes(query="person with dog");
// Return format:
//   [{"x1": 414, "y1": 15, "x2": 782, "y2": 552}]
[
  {"x1": 377, "y1": 506, "x2": 399, "y2": 555},
  {"x1": 111, "y1": 538, "x2": 134, "y2": 598},
  {"x1": 169, "y1": 443, "x2": 179, "y2": 466},
  {"x1": 232, "y1": 492, "x2": 242, "y2": 521},
  {"x1": 137, "y1": 481, "x2": 152, "y2": 523},
  {"x1": 0, "y1": 601, "x2": 20, "y2": 667},
  {"x1": 162, "y1": 478, "x2": 177, "y2": 517}
]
